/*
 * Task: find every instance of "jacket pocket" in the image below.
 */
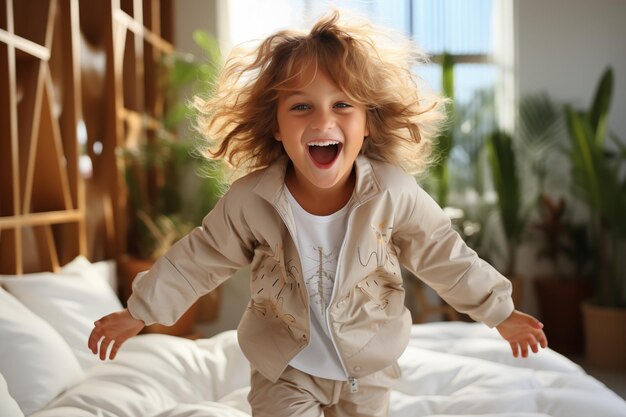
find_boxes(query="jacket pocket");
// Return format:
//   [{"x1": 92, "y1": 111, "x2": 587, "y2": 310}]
[{"x1": 356, "y1": 268, "x2": 403, "y2": 309}]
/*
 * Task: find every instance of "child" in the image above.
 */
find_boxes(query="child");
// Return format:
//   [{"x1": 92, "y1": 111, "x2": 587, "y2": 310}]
[{"x1": 89, "y1": 10, "x2": 547, "y2": 417}]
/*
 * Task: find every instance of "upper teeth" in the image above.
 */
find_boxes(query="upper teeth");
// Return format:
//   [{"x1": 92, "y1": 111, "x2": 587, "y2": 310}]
[{"x1": 308, "y1": 140, "x2": 339, "y2": 147}]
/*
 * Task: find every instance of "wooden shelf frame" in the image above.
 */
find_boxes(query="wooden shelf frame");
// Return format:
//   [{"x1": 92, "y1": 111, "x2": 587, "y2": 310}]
[
  {"x1": 0, "y1": 0, "x2": 85, "y2": 274},
  {"x1": 0, "y1": 0, "x2": 173, "y2": 274},
  {"x1": 102, "y1": 0, "x2": 174, "y2": 257}
]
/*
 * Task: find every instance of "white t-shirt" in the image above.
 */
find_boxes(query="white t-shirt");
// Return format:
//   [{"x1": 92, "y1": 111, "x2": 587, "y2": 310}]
[{"x1": 285, "y1": 188, "x2": 350, "y2": 380}]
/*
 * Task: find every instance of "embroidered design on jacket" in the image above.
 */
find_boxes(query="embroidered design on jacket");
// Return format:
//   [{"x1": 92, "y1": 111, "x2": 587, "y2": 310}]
[
  {"x1": 248, "y1": 243, "x2": 300, "y2": 331},
  {"x1": 358, "y1": 222, "x2": 395, "y2": 268}
]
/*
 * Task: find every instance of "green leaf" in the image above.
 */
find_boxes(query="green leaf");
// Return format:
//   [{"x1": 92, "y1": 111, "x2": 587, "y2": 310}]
[
  {"x1": 565, "y1": 106, "x2": 601, "y2": 210},
  {"x1": 589, "y1": 67, "x2": 613, "y2": 146},
  {"x1": 487, "y1": 131, "x2": 521, "y2": 244},
  {"x1": 193, "y1": 30, "x2": 221, "y2": 65},
  {"x1": 430, "y1": 52, "x2": 455, "y2": 206}
]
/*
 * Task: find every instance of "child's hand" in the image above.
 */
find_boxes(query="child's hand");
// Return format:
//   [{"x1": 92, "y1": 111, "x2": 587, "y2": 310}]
[
  {"x1": 87, "y1": 309, "x2": 145, "y2": 360},
  {"x1": 496, "y1": 310, "x2": 548, "y2": 358}
]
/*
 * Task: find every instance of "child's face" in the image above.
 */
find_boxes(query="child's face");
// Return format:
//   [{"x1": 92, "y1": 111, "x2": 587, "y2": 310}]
[{"x1": 275, "y1": 65, "x2": 369, "y2": 194}]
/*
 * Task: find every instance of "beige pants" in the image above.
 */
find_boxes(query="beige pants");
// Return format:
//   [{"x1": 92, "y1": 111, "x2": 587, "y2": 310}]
[{"x1": 248, "y1": 363, "x2": 401, "y2": 417}]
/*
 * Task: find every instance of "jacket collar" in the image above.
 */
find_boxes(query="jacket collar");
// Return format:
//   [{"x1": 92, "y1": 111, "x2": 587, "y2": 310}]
[{"x1": 253, "y1": 154, "x2": 381, "y2": 206}]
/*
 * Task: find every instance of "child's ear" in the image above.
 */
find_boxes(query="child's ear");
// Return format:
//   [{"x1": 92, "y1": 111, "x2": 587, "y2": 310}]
[{"x1": 274, "y1": 132, "x2": 282, "y2": 142}]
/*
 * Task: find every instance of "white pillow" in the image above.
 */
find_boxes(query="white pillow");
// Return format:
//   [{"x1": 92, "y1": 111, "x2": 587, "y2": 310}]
[
  {"x1": 62, "y1": 256, "x2": 118, "y2": 290},
  {"x1": 1, "y1": 256, "x2": 124, "y2": 369},
  {"x1": 0, "y1": 287, "x2": 83, "y2": 416},
  {"x1": 0, "y1": 372, "x2": 25, "y2": 417}
]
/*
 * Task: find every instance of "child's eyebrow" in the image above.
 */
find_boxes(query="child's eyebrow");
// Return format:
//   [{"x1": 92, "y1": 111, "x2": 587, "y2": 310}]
[
  {"x1": 282, "y1": 91, "x2": 306, "y2": 99},
  {"x1": 281, "y1": 90, "x2": 346, "y2": 100}
]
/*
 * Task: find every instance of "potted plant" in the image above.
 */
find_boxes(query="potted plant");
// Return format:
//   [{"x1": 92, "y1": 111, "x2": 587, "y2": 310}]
[
  {"x1": 564, "y1": 67, "x2": 626, "y2": 370},
  {"x1": 485, "y1": 91, "x2": 581, "y2": 311},
  {"x1": 506, "y1": 92, "x2": 594, "y2": 354},
  {"x1": 485, "y1": 129, "x2": 529, "y2": 307},
  {"x1": 531, "y1": 194, "x2": 593, "y2": 354},
  {"x1": 118, "y1": 31, "x2": 225, "y2": 337}
]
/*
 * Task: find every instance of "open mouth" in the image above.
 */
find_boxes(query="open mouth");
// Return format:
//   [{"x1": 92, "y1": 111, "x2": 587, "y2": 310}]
[{"x1": 307, "y1": 140, "x2": 342, "y2": 167}]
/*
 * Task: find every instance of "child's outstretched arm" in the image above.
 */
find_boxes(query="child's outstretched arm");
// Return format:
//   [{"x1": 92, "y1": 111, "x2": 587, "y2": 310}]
[
  {"x1": 496, "y1": 310, "x2": 548, "y2": 358},
  {"x1": 88, "y1": 309, "x2": 145, "y2": 360}
]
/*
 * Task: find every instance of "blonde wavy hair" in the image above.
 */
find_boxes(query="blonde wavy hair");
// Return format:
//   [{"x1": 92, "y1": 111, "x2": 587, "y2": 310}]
[{"x1": 196, "y1": 10, "x2": 446, "y2": 179}]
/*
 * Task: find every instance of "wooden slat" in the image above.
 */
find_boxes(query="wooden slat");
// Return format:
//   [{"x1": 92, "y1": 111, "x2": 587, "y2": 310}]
[
  {"x1": 25, "y1": 66, "x2": 73, "y2": 213},
  {"x1": 0, "y1": 28, "x2": 50, "y2": 60},
  {"x1": 21, "y1": 59, "x2": 45, "y2": 213},
  {"x1": 62, "y1": 0, "x2": 87, "y2": 258},
  {"x1": 57, "y1": 0, "x2": 82, "y2": 209},
  {"x1": 113, "y1": 8, "x2": 173, "y2": 53},
  {"x1": 43, "y1": 67, "x2": 74, "y2": 210},
  {"x1": 0, "y1": 42, "x2": 18, "y2": 218},
  {"x1": 0, "y1": 209, "x2": 83, "y2": 228},
  {"x1": 104, "y1": 1, "x2": 129, "y2": 256},
  {"x1": 42, "y1": 0, "x2": 57, "y2": 50}
]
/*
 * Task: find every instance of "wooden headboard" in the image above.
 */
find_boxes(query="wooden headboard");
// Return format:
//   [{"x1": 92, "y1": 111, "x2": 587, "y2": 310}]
[{"x1": 0, "y1": 0, "x2": 173, "y2": 274}]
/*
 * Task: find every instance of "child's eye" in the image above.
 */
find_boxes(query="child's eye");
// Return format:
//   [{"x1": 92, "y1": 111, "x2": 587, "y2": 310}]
[
  {"x1": 334, "y1": 102, "x2": 352, "y2": 109},
  {"x1": 290, "y1": 104, "x2": 310, "y2": 111}
]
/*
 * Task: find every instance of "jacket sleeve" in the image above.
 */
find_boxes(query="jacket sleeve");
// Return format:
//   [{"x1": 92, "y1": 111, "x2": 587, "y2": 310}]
[
  {"x1": 127, "y1": 188, "x2": 255, "y2": 326},
  {"x1": 393, "y1": 185, "x2": 514, "y2": 327}
]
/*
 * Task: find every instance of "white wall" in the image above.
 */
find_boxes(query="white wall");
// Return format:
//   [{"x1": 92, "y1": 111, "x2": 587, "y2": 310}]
[
  {"x1": 515, "y1": 0, "x2": 626, "y2": 137},
  {"x1": 173, "y1": 0, "x2": 218, "y2": 55}
]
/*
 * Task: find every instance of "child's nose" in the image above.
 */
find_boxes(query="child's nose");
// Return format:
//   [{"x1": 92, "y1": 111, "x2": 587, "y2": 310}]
[{"x1": 310, "y1": 109, "x2": 335, "y2": 131}]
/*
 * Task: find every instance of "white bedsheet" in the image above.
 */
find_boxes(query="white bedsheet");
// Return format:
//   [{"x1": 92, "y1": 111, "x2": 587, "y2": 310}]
[{"x1": 29, "y1": 323, "x2": 626, "y2": 417}]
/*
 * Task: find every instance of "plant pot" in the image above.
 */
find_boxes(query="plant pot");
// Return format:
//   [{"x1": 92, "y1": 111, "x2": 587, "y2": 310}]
[
  {"x1": 534, "y1": 277, "x2": 593, "y2": 355},
  {"x1": 582, "y1": 301, "x2": 626, "y2": 371},
  {"x1": 117, "y1": 254, "x2": 201, "y2": 338}
]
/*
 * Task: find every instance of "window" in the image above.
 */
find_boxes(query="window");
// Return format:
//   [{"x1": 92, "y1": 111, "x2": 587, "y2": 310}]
[{"x1": 221, "y1": 0, "x2": 503, "y2": 192}]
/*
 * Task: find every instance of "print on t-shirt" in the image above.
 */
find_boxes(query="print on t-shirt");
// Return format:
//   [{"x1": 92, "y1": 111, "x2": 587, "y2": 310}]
[{"x1": 304, "y1": 246, "x2": 338, "y2": 316}]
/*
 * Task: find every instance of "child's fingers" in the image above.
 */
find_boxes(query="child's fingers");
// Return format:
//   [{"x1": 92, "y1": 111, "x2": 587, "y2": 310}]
[
  {"x1": 510, "y1": 341, "x2": 519, "y2": 357},
  {"x1": 88, "y1": 326, "x2": 103, "y2": 354},
  {"x1": 520, "y1": 341, "x2": 529, "y2": 358},
  {"x1": 99, "y1": 337, "x2": 112, "y2": 361},
  {"x1": 530, "y1": 338, "x2": 539, "y2": 354},
  {"x1": 109, "y1": 340, "x2": 123, "y2": 360},
  {"x1": 536, "y1": 329, "x2": 548, "y2": 349}
]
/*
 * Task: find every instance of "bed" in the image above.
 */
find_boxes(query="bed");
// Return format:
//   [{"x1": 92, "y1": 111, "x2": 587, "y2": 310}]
[{"x1": 2, "y1": 256, "x2": 626, "y2": 417}]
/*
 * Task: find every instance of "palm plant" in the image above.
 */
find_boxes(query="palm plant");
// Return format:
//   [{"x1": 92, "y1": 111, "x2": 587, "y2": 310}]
[
  {"x1": 565, "y1": 67, "x2": 626, "y2": 308},
  {"x1": 429, "y1": 52, "x2": 455, "y2": 207},
  {"x1": 485, "y1": 92, "x2": 569, "y2": 277},
  {"x1": 125, "y1": 31, "x2": 225, "y2": 260},
  {"x1": 486, "y1": 130, "x2": 521, "y2": 276}
]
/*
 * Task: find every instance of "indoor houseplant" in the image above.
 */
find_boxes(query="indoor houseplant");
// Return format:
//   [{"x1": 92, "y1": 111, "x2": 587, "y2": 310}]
[
  {"x1": 119, "y1": 31, "x2": 225, "y2": 336},
  {"x1": 564, "y1": 67, "x2": 626, "y2": 369},
  {"x1": 485, "y1": 130, "x2": 526, "y2": 307},
  {"x1": 515, "y1": 92, "x2": 594, "y2": 354},
  {"x1": 531, "y1": 193, "x2": 593, "y2": 354}
]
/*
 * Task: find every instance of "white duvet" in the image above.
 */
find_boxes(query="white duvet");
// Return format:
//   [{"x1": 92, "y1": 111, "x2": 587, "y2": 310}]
[{"x1": 29, "y1": 322, "x2": 626, "y2": 417}]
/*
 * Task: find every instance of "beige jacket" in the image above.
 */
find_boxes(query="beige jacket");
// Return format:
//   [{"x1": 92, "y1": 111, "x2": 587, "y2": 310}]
[{"x1": 128, "y1": 155, "x2": 514, "y2": 382}]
